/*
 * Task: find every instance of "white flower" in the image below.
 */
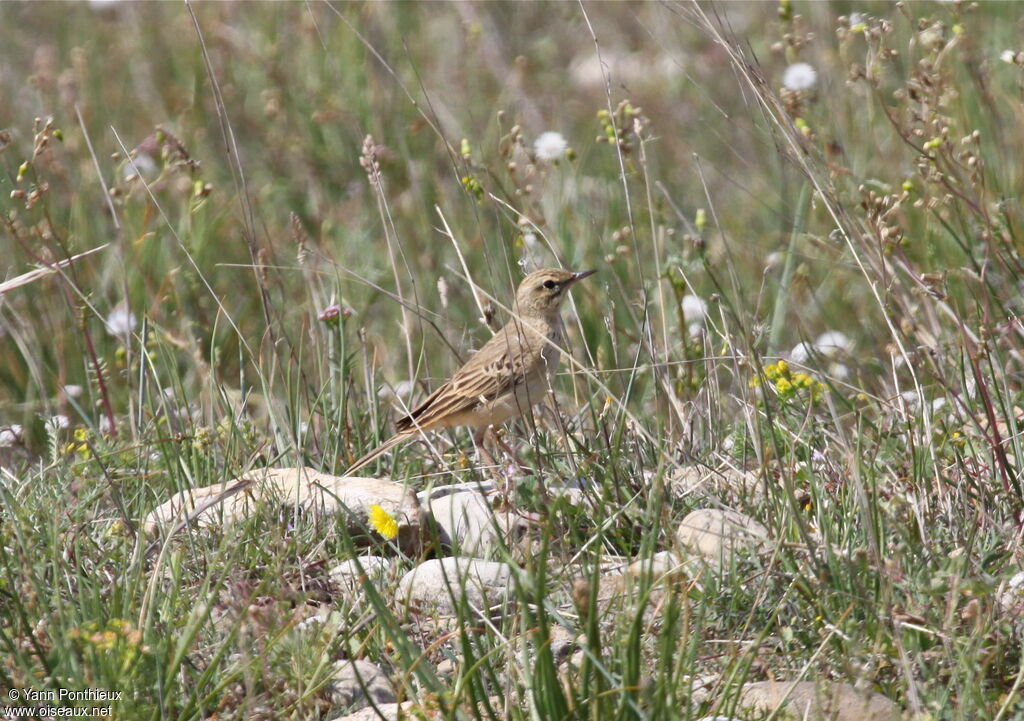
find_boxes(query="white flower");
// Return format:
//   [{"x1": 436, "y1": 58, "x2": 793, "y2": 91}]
[
  {"x1": 791, "y1": 333, "x2": 850, "y2": 365},
  {"x1": 533, "y1": 131, "x2": 568, "y2": 161},
  {"x1": 829, "y1": 363, "x2": 850, "y2": 381},
  {"x1": 681, "y1": 294, "x2": 708, "y2": 324},
  {"x1": 0, "y1": 425, "x2": 23, "y2": 447},
  {"x1": 63, "y1": 385, "x2": 84, "y2": 399},
  {"x1": 789, "y1": 342, "x2": 814, "y2": 364},
  {"x1": 783, "y1": 62, "x2": 818, "y2": 91},
  {"x1": 45, "y1": 415, "x2": 70, "y2": 432},
  {"x1": 815, "y1": 331, "x2": 852, "y2": 356},
  {"x1": 105, "y1": 305, "x2": 137, "y2": 339},
  {"x1": 765, "y1": 252, "x2": 783, "y2": 270},
  {"x1": 1001, "y1": 50, "x2": 1018, "y2": 64}
]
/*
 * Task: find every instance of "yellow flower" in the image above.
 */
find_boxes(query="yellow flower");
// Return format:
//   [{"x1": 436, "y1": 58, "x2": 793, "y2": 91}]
[
  {"x1": 764, "y1": 360, "x2": 788, "y2": 380},
  {"x1": 775, "y1": 377, "x2": 793, "y2": 394},
  {"x1": 369, "y1": 504, "x2": 399, "y2": 540}
]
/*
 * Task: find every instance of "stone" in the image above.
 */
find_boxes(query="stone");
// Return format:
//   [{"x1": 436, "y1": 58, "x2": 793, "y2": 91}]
[
  {"x1": 423, "y1": 486, "x2": 527, "y2": 558},
  {"x1": 329, "y1": 697, "x2": 506, "y2": 721},
  {"x1": 326, "y1": 659, "x2": 395, "y2": 710},
  {"x1": 435, "y1": 658, "x2": 458, "y2": 678},
  {"x1": 417, "y1": 481, "x2": 497, "y2": 501},
  {"x1": 329, "y1": 556, "x2": 393, "y2": 590},
  {"x1": 397, "y1": 557, "x2": 516, "y2": 616},
  {"x1": 547, "y1": 623, "x2": 578, "y2": 665},
  {"x1": 543, "y1": 476, "x2": 590, "y2": 506},
  {"x1": 666, "y1": 466, "x2": 763, "y2": 505},
  {"x1": 997, "y1": 571, "x2": 1024, "y2": 614},
  {"x1": 574, "y1": 551, "x2": 690, "y2": 619},
  {"x1": 328, "y1": 701, "x2": 412, "y2": 721},
  {"x1": 738, "y1": 680, "x2": 899, "y2": 721},
  {"x1": 676, "y1": 509, "x2": 768, "y2": 563},
  {"x1": 144, "y1": 467, "x2": 423, "y2": 553}
]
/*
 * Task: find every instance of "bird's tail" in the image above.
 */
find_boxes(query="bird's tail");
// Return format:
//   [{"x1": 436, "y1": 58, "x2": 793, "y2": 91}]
[{"x1": 343, "y1": 433, "x2": 411, "y2": 476}]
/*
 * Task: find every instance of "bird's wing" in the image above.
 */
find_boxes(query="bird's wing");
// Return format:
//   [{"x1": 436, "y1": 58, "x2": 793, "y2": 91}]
[{"x1": 395, "y1": 323, "x2": 544, "y2": 432}]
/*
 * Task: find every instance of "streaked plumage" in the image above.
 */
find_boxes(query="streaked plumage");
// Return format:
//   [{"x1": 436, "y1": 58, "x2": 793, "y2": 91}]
[{"x1": 345, "y1": 268, "x2": 594, "y2": 474}]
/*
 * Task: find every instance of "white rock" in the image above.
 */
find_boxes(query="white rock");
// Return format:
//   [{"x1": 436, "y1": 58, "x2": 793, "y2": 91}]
[
  {"x1": 329, "y1": 697, "x2": 505, "y2": 721},
  {"x1": 666, "y1": 466, "x2": 763, "y2": 505},
  {"x1": 676, "y1": 509, "x2": 768, "y2": 562},
  {"x1": 738, "y1": 680, "x2": 899, "y2": 721},
  {"x1": 144, "y1": 467, "x2": 423, "y2": 553},
  {"x1": 417, "y1": 481, "x2": 497, "y2": 502},
  {"x1": 577, "y1": 551, "x2": 689, "y2": 619},
  {"x1": 998, "y1": 571, "x2": 1024, "y2": 613},
  {"x1": 329, "y1": 701, "x2": 412, "y2": 721},
  {"x1": 425, "y1": 488, "x2": 526, "y2": 559},
  {"x1": 329, "y1": 556, "x2": 393, "y2": 589},
  {"x1": 397, "y1": 558, "x2": 516, "y2": 616},
  {"x1": 624, "y1": 550, "x2": 685, "y2": 580},
  {"x1": 327, "y1": 659, "x2": 395, "y2": 710},
  {"x1": 546, "y1": 476, "x2": 591, "y2": 506},
  {"x1": 0, "y1": 424, "x2": 23, "y2": 447}
]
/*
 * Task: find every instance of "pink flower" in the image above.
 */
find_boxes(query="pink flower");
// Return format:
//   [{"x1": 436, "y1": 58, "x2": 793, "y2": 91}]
[{"x1": 319, "y1": 304, "x2": 352, "y2": 325}]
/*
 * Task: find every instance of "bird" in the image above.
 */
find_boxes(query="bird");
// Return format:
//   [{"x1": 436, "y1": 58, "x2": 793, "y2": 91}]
[{"x1": 345, "y1": 267, "x2": 595, "y2": 475}]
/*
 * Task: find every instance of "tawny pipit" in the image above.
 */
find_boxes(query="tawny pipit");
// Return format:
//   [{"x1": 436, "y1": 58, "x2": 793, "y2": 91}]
[{"x1": 346, "y1": 268, "x2": 595, "y2": 474}]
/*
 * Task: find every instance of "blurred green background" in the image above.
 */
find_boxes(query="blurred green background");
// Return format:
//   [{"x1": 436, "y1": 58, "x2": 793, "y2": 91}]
[{"x1": 1, "y1": 1, "x2": 1022, "y2": 446}]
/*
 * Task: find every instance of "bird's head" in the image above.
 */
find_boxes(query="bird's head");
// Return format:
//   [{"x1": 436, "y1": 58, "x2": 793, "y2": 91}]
[{"x1": 514, "y1": 268, "x2": 595, "y2": 318}]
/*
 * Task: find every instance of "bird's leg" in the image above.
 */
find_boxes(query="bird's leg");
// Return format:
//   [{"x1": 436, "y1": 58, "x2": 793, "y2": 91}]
[
  {"x1": 473, "y1": 427, "x2": 498, "y2": 469},
  {"x1": 492, "y1": 428, "x2": 532, "y2": 474},
  {"x1": 475, "y1": 427, "x2": 519, "y2": 509}
]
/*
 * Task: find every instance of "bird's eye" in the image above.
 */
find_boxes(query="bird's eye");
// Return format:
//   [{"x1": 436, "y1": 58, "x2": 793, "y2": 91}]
[{"x1": 543, "y1": 280, "x2": 557, "y2": 290}]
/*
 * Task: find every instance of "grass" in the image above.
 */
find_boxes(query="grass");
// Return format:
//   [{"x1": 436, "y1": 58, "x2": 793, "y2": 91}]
[{"x1": 2, "y1": 1, "x2": 1024, "y2": 719}]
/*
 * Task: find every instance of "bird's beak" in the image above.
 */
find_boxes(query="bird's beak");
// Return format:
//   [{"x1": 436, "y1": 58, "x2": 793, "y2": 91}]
[{"x1": 569, "y1": 269, "x2": 596, "y2": 285}]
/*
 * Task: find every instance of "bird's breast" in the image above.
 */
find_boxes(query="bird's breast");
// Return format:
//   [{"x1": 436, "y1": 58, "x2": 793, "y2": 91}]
[{"x1": 540, "y1": 316, "x2": 566, "y2": 379}]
